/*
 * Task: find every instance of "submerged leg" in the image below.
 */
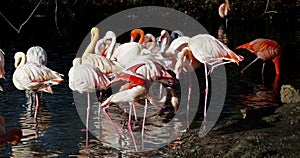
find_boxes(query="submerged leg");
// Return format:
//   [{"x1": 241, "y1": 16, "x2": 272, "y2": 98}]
[
  {"x1": 142, "y1": 99, "x2": 148, "y2": 150},
  {"x1": 34, "y1": 92, "x2": 39, "y2": 121},
  {"x1": 103, "y1": 105, "x2": 121, "y2": 139}
]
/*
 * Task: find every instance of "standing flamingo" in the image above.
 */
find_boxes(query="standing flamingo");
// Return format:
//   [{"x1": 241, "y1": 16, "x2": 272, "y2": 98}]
[
  {"x1": 0, "y1": 49, "x2": 5, "y2": 91},
  {"x1": 175, "y1": 34, "x2": 243, "y2": 129},
  {"x1": 12, "y1": 52, "x2": 63, "y2": 120},
  {"x1": 68, "y1": 58, "x2": 110, "y2": 148},
  {"x1": 236, "y1": 38, "x2": 281, "y2": 81},
  {"x1": 219, "y1": 0, "x2": 230, "y2": 28},
  {"x1": 0, "y1": 116, "x2": 22, "y2": 146}
]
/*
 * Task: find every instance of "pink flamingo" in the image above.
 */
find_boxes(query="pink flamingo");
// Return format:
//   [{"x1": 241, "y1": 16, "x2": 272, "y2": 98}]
[
  {"x1": 13, "y1": 52, "x2": 63, "y2": 121},
  {"x1": 68, "y1": 58, "x2": 110, "y2": 148},
  {"x1": 0, "y1": 116, "x2": 22, "y2": 146},
  {"x1": 219, "y1": 0, "x2": 230, "y2": 28},
  {"x1": 175, "y1": 34, "x2": 243, "y2": 129},
  {"x1": 236, "y1": 38, "x2": 281, "y2": 82},
  {"x1": 0, "y1": 49, "x2": 5, "y2": 91}
]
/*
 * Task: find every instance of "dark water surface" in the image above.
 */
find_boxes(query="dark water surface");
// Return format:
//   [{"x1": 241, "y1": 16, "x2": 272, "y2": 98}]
[{"x1": 0, "y1": 9, "x2": 299, "y2": 157}]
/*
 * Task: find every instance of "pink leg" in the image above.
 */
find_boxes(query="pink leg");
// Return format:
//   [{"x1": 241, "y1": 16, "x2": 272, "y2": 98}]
[
  {"x1": 86, "y1": 93, "x2": 90, "y2": 149},
  {"x1": 159, "y1": 83, "x2": 163, "y2": 99},
  {"x1": 142, "y1": 99, "x2": 148, "y2": 149},
  {"x1": 103, "y1": 105, "x2": 120, "y2": 139},
  {"x1": 34, "y1": 92, "x2": 39, "y2": 121},
  {"x1": 203, "y1": 64, "x2": 209, "y2": 130},
  {"x1": 128, "y1": 103, "x2": 138, "y2": 152},
  {"x1": 187, "y1": 72, "x2": 192, "y2": 129}
]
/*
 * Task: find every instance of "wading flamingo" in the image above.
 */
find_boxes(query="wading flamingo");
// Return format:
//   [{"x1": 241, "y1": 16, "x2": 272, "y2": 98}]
[
  {"x1": 68, "y1": 58, "x2": 110, "y2": 148},
  {"x1": 12, "y1": 52, "x2": 63, "y2": 121},
  {"x1": 236, "y1": 38, "x2": 281, "y2": 82},
  {"x1": 0, "y1": 49, "x2": 5, "y2": 91},
  {"x1": 176, "y1": 34, "x2": 243, "y2": 129},
  {"x1": 101, "y1": 69, "x2": 177, "y2": 151},
  {"x1": 0, "y1": 116, "x2": 22, "y2": 146},
  {"x1": 219, "y1": 0, "x2": 230, "y2": 28}
]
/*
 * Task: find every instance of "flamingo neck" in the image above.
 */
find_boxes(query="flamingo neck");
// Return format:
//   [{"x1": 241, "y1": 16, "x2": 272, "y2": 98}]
[
  {"x1": 106, "y1": 36, "x2": 116, "y2": 60},
  {"x1": 130, "y1": 29, "x2": 145, "y2": 44},
  {"x1": 83, "y1": 27, "x2": 100, "y2": 58},
  {"x1": 14, "y1": 52, "x2": 26, "y2": 68},
  {"x1": 160, "y1": 32, "x2": 170, "y2": 53}
]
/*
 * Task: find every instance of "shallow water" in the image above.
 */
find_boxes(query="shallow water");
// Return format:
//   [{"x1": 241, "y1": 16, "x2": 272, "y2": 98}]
[{"x1": 0, "y1": 11, "x2": 300, "y2": 157}]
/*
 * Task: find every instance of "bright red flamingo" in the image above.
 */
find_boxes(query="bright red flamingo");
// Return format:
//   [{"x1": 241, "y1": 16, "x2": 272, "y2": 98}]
[
  {"x1": 219, "y1": 0, "x2": 230, "y2": 28},
  {"x1": 13, "y1": 52, "x2": 63, "y2": 121},
  {"x1": 0, "y1": 116, "x2": 22, "y2": 146},
  {"x1": 175, "y1": 34, "x2": 243, "y2": 129},
  {"x1": 236, "y1": 38, "x2": 281, "y2": 82}
]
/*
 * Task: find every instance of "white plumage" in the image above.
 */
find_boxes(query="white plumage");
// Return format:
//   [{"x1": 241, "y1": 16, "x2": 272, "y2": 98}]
[{"x1": 26, "y1": 46, "x2": 47, "y2": 65}]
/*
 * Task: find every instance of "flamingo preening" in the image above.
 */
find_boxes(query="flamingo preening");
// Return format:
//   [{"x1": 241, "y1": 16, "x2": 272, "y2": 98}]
[{"x1": 12, "y1": 52, "x2": 63, "y2": 120}]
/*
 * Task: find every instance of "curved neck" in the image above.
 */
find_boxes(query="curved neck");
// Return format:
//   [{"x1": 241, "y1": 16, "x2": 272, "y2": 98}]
[
  {"x1": 83, "y1": 27, "x2": 100, "y2": 58},
  {"x1": 145, "y1": 34, "x2": 156, "y2": 51},
  {"x1": 160, "y1": 31, "x2": 170, "y2": 53},
  {"x1": 105, "y1": 32, "x2": 117, "y2": 60},
  {"x1": 130, "y1": 29, "x2": 145, "y2": 44},
  {"x1": 14, "y1": 52, "x2": 26, "y2": 68}
]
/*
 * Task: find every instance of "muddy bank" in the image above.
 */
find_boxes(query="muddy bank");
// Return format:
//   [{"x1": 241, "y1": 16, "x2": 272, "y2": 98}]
[{"x1": 138, "y1": 102, "x2": 300, "y2": 157}]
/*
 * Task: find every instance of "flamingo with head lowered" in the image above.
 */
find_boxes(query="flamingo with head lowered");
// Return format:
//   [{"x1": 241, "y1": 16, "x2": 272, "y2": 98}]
[{"x1": 174, "y1": 34, "x2": 243, "y2": 129}]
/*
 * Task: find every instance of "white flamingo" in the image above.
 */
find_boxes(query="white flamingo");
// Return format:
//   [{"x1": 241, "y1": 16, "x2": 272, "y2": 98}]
[
  {"x1": 26, "y1": 46, "x2": 47, "y2": 65},
  {"x1": 13, "y1": 52, "x2": 63, "y2": 120},
  {"x1": 175, "y1": 34, "x2": 243, "y2": 129}
]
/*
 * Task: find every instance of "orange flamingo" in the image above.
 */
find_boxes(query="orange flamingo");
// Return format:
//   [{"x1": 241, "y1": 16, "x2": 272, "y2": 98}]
[
  {"x1": 219, "y1": 0, "x2": 230, "y2": 28},
  {"x1": 0, "y1": 116, "x2": 22, "y2": 146},
  {"x1": 236, "y1": 38, "x2": 281, "y2": 81}
]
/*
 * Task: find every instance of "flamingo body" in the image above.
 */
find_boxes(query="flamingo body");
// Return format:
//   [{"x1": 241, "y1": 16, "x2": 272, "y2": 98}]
[{"x1": 236, "y1": 38, "x2": 281, "y2": 75}]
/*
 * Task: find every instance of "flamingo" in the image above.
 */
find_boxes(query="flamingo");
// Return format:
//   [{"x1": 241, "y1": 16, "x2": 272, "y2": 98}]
[
  {"x1": 170, "y1": 30, "x2": 184, "y2": 43},
  {"x1": 82, "y1": 27, "x2": 123, "y2": 76},
  {"x1": 101, "y1": 68, "x2": 177, "y2": 151},
  {"x1": 219, "y1": 0, "x2": 230, "y2": 28},
  {"x1": 68, "y1": 58, "x2": 110, "y2": 148},
  {"x1": 25, "y1": 46, "x2": 48, "y2": 105},
  {"x1": 12, "y1": 52, "x2": 63, "y2": 120},
  {"x1": 0, "y1": 116, "x2": 22, "y2": 146},
  {"x1": 26, "y1": 46, "x2": 47, "y2": 65},
  {"x1": 95, "y1": 31, "x2": 120, "y2": 59},
  {"x1": 0, "y1": 49, "x2": 5, "y2": 91},
  {"x1": 236, "y1": 38, "x2": 281, "y2": 81},
  {"x1": 110, "y1": 29, "x2": 153, "y2": 68},
  {"x1": 175, "y1": 34, "x2": 243, "y2": 129}
]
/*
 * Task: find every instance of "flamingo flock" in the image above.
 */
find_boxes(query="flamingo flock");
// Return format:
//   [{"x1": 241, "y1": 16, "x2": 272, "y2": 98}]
[{"x1": 0, "y1": 23, "x2": 282, "y2": 150}]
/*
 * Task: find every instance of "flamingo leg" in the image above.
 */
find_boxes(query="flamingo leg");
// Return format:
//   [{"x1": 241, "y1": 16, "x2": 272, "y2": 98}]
[
  {"x1": 133, "y1": 104, "x2": 138, "y2": 122},
  {"x1": 103, "y1": 105, "x2": 121, "y2": 139},
  {"x1": 262, "y1": 62, "x2": 265, "y2": 83},
  {"x1": 241, "y1": 57, "x2": 259, "y2": 74},
  {"x1": 159, "y1": 83, "x2": 163, "y2": 99},
  {"x1": 142, "y1": 99, "x2": 147, "y2": 150},
  {"x1": 98, "y1": 91, "x2": 103, "y2": 137},
  {"x1": 128, "y1": 103, "x2": 138, "y2": 152},
  {"x1": 187, "y1": 72, "x2": 192, "y2": 129},
  {"x1": 86, "y1": 93, "x2": 90, "y2": 149},
  {"x1": 203, "y1": 64, "x2": 209, "y2": 130},
  {"x1": 34, "y1": 92, "x2": 39, "y2": 121},
  {"x1": 208, "y1": 61, "x2": 233, "y2": 75}
]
